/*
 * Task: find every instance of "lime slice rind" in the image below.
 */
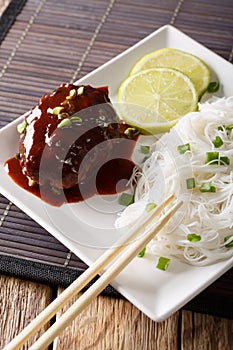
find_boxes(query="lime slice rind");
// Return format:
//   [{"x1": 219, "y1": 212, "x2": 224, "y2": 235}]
[{"x1": 130, "y1": 48, "x2": 211, "y2": 98}]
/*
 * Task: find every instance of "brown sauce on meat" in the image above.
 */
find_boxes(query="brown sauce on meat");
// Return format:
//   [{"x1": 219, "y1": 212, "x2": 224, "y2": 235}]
[
  {"x1": 5, "y1": 156, "x2": 135, "y2": 206},
  {"x1": 5, "y1": 83, "x2": 138, "y2": 207}
]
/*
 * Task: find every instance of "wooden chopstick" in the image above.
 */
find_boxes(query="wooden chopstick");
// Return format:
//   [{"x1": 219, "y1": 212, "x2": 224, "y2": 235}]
[
  {"x1": 30, "y1": 198, "x2": 182, "y2": 350},
  {"x1": 3, "y1": 194, "x2": 178, "y2": 350}
]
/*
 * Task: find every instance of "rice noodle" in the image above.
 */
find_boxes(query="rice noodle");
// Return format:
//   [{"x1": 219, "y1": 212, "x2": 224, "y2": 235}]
[{"x1": 115, "y1": 97, "x2": 233, "y2": 266}]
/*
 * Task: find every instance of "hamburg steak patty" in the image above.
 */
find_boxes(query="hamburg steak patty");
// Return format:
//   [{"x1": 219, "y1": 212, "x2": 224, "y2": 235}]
[{"x1": 18, "y1": 83, "x2": 137, "y2": 189}]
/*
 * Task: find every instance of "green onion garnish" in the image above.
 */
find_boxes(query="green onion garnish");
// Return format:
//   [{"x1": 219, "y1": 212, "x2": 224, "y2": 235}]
[
  {"x1": 57, "y1": 118, "x2": 72, "y2": 128},
  {"x1": 77, "y1": 86, "x2": 84, "y2": 95},
  {"x1": 156, "y1": 257, "x2": 170, "y2": 271},
  {"x1": 224, "y1": 235, "x2": 233, "y2": 248},
  {"x1": 67, "y1": 89, "x2": 77, "y2": 99},
  {"x1": 218, "y1": 125, "x2": 225, "y2": 132},
  {"x1": 186, "y1": 177, "x2": 196, "y2": 190},
  {"x1": 146, "y1": 202, "x2": 157, "y2": 212},
  {"x1": 17, "y1": 120, "x2": 27, "y2": 134},
  {"x1": 220, "y1": 156, "x2": 230, "y2": 165},
  {"x1": 177, "y1": 143, "x2": 190, "y2": 154},
  {"x1": 52, "y1": 106, "x2": 65, "y2": 115},
  {"x1": 205, "y1": 151, "x2": 219, "y2": 164},
  {"x1": 212, "y1": 136, "x2": 223, "y2": 148},
  {"x1": 140, "y1": 145, "x2": 150, "y2": 154},
  {"x1": 70, "y1": 116, "x2": 82, "y2": 124},
  {"x1": 217, "y1": 124, "x2": 233, "y2": 135},
  {"x1": 207, "y1": 81, "x2": 220, "y2": 93},
  {"x1": 200, "y1": 182, "x2": 216, "y2": 193},
  {"x1": 205, "y1": 152, "x2": 230, "y2": 166},
  {"x1": 124, "y1": 127, "x2": 140, "y2": 138},
  {"x1": 138, "y1": 247, "x2": 146, "y2": 258},
  {"x1": 119, "y1": 193, "x2": 134, "y2": 206},
  {"x1": 187, "y1": 233, "x2": 201, "y2": 242}
]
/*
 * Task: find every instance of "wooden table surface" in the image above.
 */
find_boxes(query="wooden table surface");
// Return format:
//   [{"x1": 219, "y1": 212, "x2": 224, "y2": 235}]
[
  {"x1": 0, "y1": 0, "x2": 232, "y2": 349},
  {"x1": 1, "y1": 274, "x2": 232, "y2": 349},
  {"x1": 0, "y1": 276, "x2": 233, "y2": 350}
]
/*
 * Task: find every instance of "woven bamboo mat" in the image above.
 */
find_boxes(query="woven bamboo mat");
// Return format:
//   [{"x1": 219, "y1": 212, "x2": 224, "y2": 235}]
[{"x1": 0, "y1": 0, "x2": 232, "y2": 317}]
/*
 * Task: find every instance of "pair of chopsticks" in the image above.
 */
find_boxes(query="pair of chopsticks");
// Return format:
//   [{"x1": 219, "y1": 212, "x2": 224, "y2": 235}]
[{"x1": 4, "y1": 194, "x2": 181, "y2": 350}]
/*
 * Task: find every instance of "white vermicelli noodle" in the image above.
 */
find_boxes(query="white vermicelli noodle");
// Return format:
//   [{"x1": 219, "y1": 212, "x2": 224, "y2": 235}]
[{"x1": 115, "y1": 97, "x2": 233, "y2": 266}]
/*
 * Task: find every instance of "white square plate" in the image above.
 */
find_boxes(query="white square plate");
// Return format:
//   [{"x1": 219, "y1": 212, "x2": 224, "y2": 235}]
[{"x1": 0, "y1": 25, "x2": 232, "y2": 321}]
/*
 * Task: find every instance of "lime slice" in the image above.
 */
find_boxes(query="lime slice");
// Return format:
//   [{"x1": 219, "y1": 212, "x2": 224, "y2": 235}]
[
  {"x1": 118, "y1": 67, "x2": 198, "y2": 134},
  {"x1": 130, "y1": 48, "x2": 211, "y2": 97}
]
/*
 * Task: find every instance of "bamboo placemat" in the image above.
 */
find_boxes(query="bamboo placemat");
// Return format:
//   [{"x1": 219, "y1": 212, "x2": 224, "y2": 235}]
[{"x1": 0, "y1": 0, "x2": 232, "y2": 317}]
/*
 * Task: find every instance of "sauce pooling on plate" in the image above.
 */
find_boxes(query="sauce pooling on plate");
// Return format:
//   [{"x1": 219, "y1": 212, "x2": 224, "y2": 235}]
[
  {"x1": 5, "y1": 83, "x2": 138, "y2": 206},
  {"x1": 5, "y1": 156, "x2": 135, "y2": 206}
]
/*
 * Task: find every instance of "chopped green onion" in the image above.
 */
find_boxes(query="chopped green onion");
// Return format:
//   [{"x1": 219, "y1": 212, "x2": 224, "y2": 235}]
[
  {"x1": 66, "y1": 89, "x2": 77, "y2": 99},
  {"x1": 15, "y1": 153, "x2": 20, "y2": 160},
  {"x1": 200, "y1": 182, "x2": 216, "y2": 193},
  {"x1": 57, "y1": 118, "x2": 72, "y2": 128},
  {"x1": 17, "y1": 120, "x2": 27, "y2": 134},
  {"x1": 58, "y1": 112, "x2": 69, "y2": 120},
  {"x1": 77, "y1": 86, "x2": 84, "y2": 95},
  {"x1": 177, "y1": 143, "x2": 190, "y2": 154},
  {"x1": 186, "y1": 177, "x2": 196, "y2": 189},
  {"x1": 140, "y1": 145, "x2": 150, "y2": 154},
  {"x1": 156, "y1": 257, "x2": 170, "y2": 271},
  {"x1": 207, "y1": 81, "x2": 220, "y2": 93},
  {"x1": 205, "y1": 152, "x2": 230, "y2": 166},
  {"x1": 220, "y1": 156, "x2": 230, "y2": 165},
  {"x1": 224, "y1": 235, "x2": 233, "y2": 248},
  {"x1": 212, "y1": 136, "x2": 223, "y2": 148},
  {"x1": 205, "y1": 151, "x2": 219, "y2": 164},
  {"x1": 124, "y1": 127, "x2": 140, "y2": 138},
  {"x1": 218, "y1": 124, "x2": 233, "y2": 134},
  {"x1": 70, "y1": 116, "x2": 82, "y2": 124},
  {"x1": 187, "y1": 233, "x2": 201, "y2": 242},
  {"x1": 218, "y1": 125, "x2": 225, "y2": 132},
  {"x1": 119, "y1": 193, "x2": 134, "y2": 206},
  {"x1": 138, "y1": 247, "x2": 146, "y2": 258},
  {"x1": 52, "y1": 106, "x2": 65, "y2": 115},
  {"x1": 146, "y1": 202, "x2": 157, "y2": 212}
]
